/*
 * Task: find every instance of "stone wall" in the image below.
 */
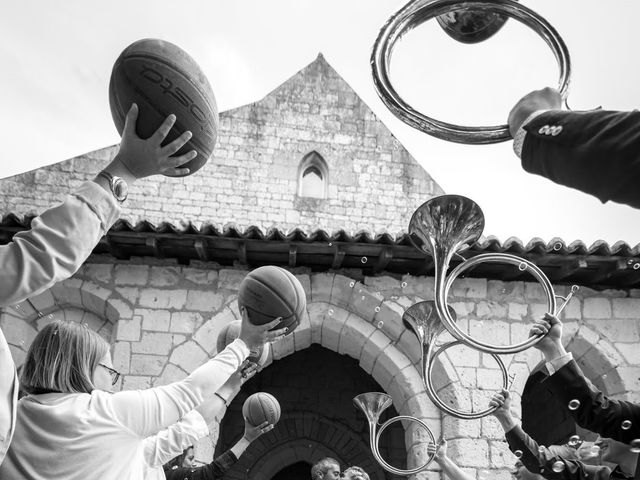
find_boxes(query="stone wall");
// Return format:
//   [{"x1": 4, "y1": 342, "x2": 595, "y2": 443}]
[
  {"x1": 0, "y1": 54, "x2": 442, "y2": 235},
  {"x1": 3, "y1": 258, "x2": 639, "y2": 480}
]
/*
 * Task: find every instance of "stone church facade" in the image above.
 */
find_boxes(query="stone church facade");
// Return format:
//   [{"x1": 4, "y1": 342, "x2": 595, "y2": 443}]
[{"x1": 1, "y1": 55, "x2": 639, "y2": 480}]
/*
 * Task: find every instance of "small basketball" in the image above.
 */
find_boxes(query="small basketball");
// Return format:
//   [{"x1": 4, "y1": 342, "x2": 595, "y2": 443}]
[
  {"x1": 108, "y1": 38, "x2": 218, "y2": 177},
  {"x1": 238, "y1": 266, "x2": 306, "y2": 335},
  {"x1": 217, "y1": 320, "x2": 269, "y2": 365},
  {"x1": 242, "y1": 392, "x2": 281, "y2": 427}
]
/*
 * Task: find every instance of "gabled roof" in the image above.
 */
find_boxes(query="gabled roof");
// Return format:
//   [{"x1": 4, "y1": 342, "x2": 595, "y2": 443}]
[{"x1": 2, "y1": 214, "x2": 639, "y2": 289}]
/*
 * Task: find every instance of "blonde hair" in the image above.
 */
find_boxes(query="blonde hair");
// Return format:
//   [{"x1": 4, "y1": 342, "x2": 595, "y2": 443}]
[{"x1": 20, "y1": 320, "x2": 109, "y2": 395}]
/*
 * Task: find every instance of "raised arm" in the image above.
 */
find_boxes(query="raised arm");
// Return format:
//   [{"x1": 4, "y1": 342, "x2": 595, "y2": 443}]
[
  {"x1": 427, "y1": 439, "x2": 474, "y2": 480},
  {"x1": 508, "y1": 87, "x2": 640, "y2": 209},
  {"x1": 532, "y1": 314, "x2": 640, "y2": 444},
  {"x1": 490, "y1": 389, "x2": 611, "y2": 480},
  {"x1": 0, "y1": 104, "x2": 197, "y2": 307}
]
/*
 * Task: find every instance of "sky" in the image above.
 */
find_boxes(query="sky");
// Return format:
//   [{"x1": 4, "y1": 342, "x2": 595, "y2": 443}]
[{"x1": 1, "y1": 0, "x2": 639, "y2": 245}]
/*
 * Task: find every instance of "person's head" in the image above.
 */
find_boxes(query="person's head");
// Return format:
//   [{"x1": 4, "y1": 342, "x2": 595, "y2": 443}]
[
  {"x1": 311, "y1": 457, "x2": 341, "y2": 480},
  {"x1": 342, "y1": 466, "x2": 370, "y2": 480},
  {"x1": 20, "y1": 320, "x2": 116, "y2": 394},
  {"x1": 164, "y1": 446, "x2": 195, "y2": 471},
  {"x1": 513, "y1": 461, "x2": 544, "y2": 480}
]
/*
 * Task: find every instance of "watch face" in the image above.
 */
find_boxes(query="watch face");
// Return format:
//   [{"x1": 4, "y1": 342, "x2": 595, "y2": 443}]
[{"x1": 113, "y1": 178, "x2": 128, "y2": 201}]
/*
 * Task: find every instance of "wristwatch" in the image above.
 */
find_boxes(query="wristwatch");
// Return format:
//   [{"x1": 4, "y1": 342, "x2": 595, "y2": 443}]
[{"x1": 98, "y1": 171, "x2": 128, "y2": 203}]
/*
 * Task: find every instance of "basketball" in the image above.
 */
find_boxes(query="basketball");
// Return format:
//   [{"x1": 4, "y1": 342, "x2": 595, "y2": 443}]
[
  {"x1": 108, "y1": 38, "x2": 218, "y2": 177},
  {"x1": 217, "y1": 320, "x2": 269, "y2": 365},
  {"x1": 242, "y1": 392, "x2": 281, "y2": 427},
  {"x1": 238, "y1": 266, "x2": 306, "y2": 335}
]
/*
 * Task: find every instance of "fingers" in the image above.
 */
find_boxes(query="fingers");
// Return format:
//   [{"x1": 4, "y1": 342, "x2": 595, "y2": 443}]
[
  {"x1": 162, "y1": 130, "x2": 193, "y2": 156},
  {"x1": 123, "y1": 103, "x2": 139, "y2": 137},
  {"x1": 262, "y1": 317, "x2": 284, "y2": 331},
  {"x1": 266, "y1": 326, "x2": 288, "y2": 342},
  {"x1": 262, "y1": 424, "x2": 275, "y2": 433},
  {"x1": 151, "y1": 114, "x2": 177, "y2": 143}
]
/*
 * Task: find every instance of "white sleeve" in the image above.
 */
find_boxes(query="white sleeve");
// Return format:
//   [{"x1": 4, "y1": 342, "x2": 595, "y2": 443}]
[
  {"x1": 143, "y1": 410, "x2": 209, "y2": 468},
  {"x1": 0, "y1": 181, "x2": 120, "y2": 307},
  {"x1": 106, "y1": 339, "x2": 248, "y2": 438}
]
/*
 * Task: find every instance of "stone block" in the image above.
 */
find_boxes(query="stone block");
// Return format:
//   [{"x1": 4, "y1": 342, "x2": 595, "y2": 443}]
[
  {"x1": 561, "y1": 296, "x2": 582, "y2": 320},
  {"x1": 321, "y1": 307, "x2": 349, "y2": 352},
  {"x1": 387, "y1": 365, "x2": 426, "y2": 408},
  {"x1": 137, "y1": 309, "x2": 170, "y2": 331},
  {"x1": 170, "y1": 311, "x2": 203, "y2": 334},
  {"x1": 29, "y1": 289, "x2": 55, "y2": 312},
  {"x1": 349, "y1": 287, "x2": 383, "y2": 322},
  {"x1": 612, "y1": 298, "x2": 640, "y2": 318},
  {"x1": 364, "y1": 274, "x2": 401, "y2": 294},
  {"x1": 359, "y1": 329, "x2": 392, "y2": 375},
  {"x1": 170, "y1": 341, "x2": 209, "y2": 373},
  {"x1": 112, "y1": 341, "x2": 130, "y2": 374},
  {"x1": 476, "y1": 301, "x2": 508, "y2": 320},
  {"x1": 469, "y1": 319, "x2": 510, "y2": 347},
  {"x1": 508, "y1": 302, "x2": 528, "y2": 320},
  {"x1": 617, "y1": 343, "x2": 640, "y2": 364},
  {"x1": 587, "y1": 319, "x2": 640, "y2": 343},
  {"x1": 182, "y1": 268, "x2": 219, "y2": 286},
  {"x1": 442, "y1": 414, "x2": 481, "y2": 439},
  {"x1": 271, "y1": 332, "x2": 295, "y2": 360},
  {"x1": 616, "y1": 366, "x2": 640, "y2": 393},
  {"x1": 114, "y1": 287, "x2": 139, "y2": 305},
  {"x1": 374, "y1": 301, "x2": 404, "y2": 343},
  {"x1": 218, "y1": 269, "x2": 248, "y2": 291},
  {"x1": 395, "y1": 328, "x2": 421, "y2": 366},
  {"x1": 310, "y1": 272, "x2": 334, "y2": 303},
  {"x1": 138, "y1": 289, "x2": 188, "y2": 309},
  {"x1": 83, "y1": 264, "x2": 113, "y2": 284},
  {"x1": 330, "y1": 275, "x2": 357, "y2": 309},
  {"x1": 447, "y1": 438, "x2": 490, "y2": 467},
  {"x1": 293, "y1": 273, "x2": 311, "y2": 302},
  {"x1": 154, "y1": 363, "x2": 188, "y2": 386},
  {"x1": 481, "y1": 415, "x2": 507, "y2": 440},
  {"x1": 449, "y1": 278, "x2": 487, "y2": 299},
  {"x1": 9, "y1": 345, "x2": 26, "y2": 367},
  {"x1": 402, "y1": 393, "x2": 442, "y2": 419},
  {"x1": 487, "y1": 280, "x2": 524, "y2": 302},
  {"x1": 185, "y1": 290, "x2": 224, "y2": 312},
  {"x1": 131, "y1": 332, "x2": 173, "y2": 355},
  {"x1": 149, "y1": 266, "x2": 183, "y2": 287},
  {"x1": 337, "y1": 314, "x2": 371, "y2": 359},
  {"x1": 81, "y1": 281, "x2": 112, "y2": 316},
  {"x1": 50, "y1": 278, "x2": 83, "y2": 307},
  {"x1": 477, "y1": 368, "x2": 504, "y2": 390},
  {"x1": 583, "y1": 298, "x2": 612, "y2": 319},
  {"x1": 114, "y1": 265, "x2": 150, "y2": 285},
  {"x1": 0, "y1": 312, "x2": 37, "y2": 347},
  {"x1": 293, "y1": 311, "x2": 312, "y2": 351},
  {"x1": 130, "y1": 354, "x2": 166, "y2": 376},
  {"x1": 115, "y1": 317, "x2": 141, "y2": 342},
  {"x1": 524, "y1": 282, "x2": 547, "y2": 301},
  {"x1": 106, "y1": 298, "x2": 133, "y2": 321},
  {"x1": 193, "y1": 307, "x2": 237, "y2": 354},
  {"x1": 401, "y1": 276, "x2": 435, "y2": 297}
]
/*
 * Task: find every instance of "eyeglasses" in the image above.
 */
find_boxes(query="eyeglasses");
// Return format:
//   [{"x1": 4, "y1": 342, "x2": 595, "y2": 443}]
[{"x1": 99, "y1": 364, "x2": 121, "y2": 386}]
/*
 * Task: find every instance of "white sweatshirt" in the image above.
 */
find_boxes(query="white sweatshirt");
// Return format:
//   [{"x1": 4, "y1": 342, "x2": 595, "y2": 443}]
[{"x1": 0, "y1": 339, "x2": 248, "y2": 480}]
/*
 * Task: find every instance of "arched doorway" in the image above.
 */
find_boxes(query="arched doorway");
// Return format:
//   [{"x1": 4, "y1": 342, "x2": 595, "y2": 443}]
[{"x1": 216, "y1": 345, "x2": 405, "y2": 480}]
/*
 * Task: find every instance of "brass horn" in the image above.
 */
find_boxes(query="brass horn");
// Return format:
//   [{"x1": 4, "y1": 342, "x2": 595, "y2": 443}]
[
  {"x1": 371, "y1": 0, "x2": 571, "y2": 144},
  {"x1": 353, "y1": 392, "x2": 436, "y2": 475},
  {"x1": 408, "y1": 194, "x2": 577, "y2": 355},
  {"x1": 403, "y1": 301, "x2": 508, "y2": 419}
]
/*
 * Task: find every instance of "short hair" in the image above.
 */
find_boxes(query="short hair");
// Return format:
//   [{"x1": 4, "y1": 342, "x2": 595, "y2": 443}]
[
  {"x1": 343, "y1": 466, "x2": 370, "y2": 480},
  {"x1": 311, "y1": 457, "x2": 340, "y2": 479},
  {"x1": 20, "y1": 320, "x2": 110, "y2": 395}
]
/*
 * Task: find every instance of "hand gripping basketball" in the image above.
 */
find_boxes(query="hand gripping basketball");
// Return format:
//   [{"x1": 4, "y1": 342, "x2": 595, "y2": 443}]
[
  {"x1": 238, "y1": 312, "x2": 287, "y2": 351},
  {"x1": 116, "y1": 104, "x2": 198, "y2": 179}
]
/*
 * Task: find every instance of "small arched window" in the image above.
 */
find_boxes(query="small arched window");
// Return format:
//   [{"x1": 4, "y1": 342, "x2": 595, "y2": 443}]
[{"x1": 298, "y1": 151, "x2": 328, "y2": 199}]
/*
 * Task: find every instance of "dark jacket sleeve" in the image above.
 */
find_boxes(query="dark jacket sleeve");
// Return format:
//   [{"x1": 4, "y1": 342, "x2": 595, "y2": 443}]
[
  {"x1": 164, "y1": 450, "x2": 238, "y2": 480},
  {"x1": 547, "y1": 360, "x2": 640, "y2": 444},
  {"x1": 505, "y1": 425, "x2": 612, "y2": 480},
  {"x1": 521, "y1": 109, "x2": 640, "y2": 208}
]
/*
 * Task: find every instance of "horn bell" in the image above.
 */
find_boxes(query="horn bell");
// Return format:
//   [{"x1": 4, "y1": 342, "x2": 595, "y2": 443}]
[{"x1": 408, "y1": 194, "x2": 485, "y2": 260}]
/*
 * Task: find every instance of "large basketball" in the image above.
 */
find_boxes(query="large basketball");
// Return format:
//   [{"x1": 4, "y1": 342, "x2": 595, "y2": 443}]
[
  {"x1": 217, "y1": 320, "x2": 269, "y2": 366},
  {"x1": 238, "y1": 266, "x2": 306, "y2": 335},
  {"x1": 108, "y1": 38, "x2": 218, "y2": 177},
  {"x1": 242, "y1": 392, "x2": 281, "y2": 427}
]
